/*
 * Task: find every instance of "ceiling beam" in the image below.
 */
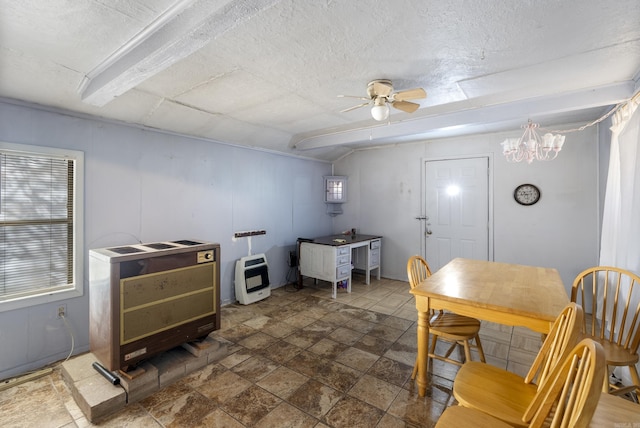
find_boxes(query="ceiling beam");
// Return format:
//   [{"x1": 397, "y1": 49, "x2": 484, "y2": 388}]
[
  {"x1": 292, "y1": 82, "x2": 636, "y2": 151},
  {"x1": 78, "y1": 0, "x2": 280, "y2": 106}
]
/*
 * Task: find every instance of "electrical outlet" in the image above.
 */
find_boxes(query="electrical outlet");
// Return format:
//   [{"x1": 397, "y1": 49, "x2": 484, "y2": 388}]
[{"x1": 57, "y1": 304, "x2": 66, "y2": 319}]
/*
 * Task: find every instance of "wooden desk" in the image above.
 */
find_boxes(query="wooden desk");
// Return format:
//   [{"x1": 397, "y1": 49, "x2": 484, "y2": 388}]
[
  {"x1": 410, "y1": 258, "x2": 569, "y2": 397},
  {"x1": 590, "y1": 393, "x2": 640, "y2": 427}
]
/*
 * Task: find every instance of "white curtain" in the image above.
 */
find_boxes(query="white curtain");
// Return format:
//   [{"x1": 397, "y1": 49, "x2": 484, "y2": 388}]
[
  {"x1": 598, "y1": 93, "x2": 640, "y2": 385},
  {"x1": 600, "y1": 95, "x2": 640, "y2": 270}
]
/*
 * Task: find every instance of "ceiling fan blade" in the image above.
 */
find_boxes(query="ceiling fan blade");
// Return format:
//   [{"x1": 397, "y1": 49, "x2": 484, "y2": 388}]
[
  {"x1": 340, "y1": 102, "x2": 370, "y2": 113},
  {"x1": 372, "y1": 81, "x2": 393, "y2": 97},
  {"x1": 393, "y1": 88, "x2": 426, "y2": 101},
  {"x1": 391, "y1": 100, "x2": 420, "y2": 113}
]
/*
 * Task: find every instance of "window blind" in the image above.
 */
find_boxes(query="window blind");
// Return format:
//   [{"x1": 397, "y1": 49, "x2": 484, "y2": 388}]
[{"x1": 0, "y1": 151, "x2": 75, "y2": 300}]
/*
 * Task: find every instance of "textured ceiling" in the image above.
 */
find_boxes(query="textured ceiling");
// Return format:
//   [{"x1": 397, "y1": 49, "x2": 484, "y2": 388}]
[{"x1": 1, "y1": 0, "x2": 639, "y2": 161}]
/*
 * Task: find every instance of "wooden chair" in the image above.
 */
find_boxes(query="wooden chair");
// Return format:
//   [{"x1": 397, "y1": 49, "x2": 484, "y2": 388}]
[
  {"x1": 452, "y1": 302, "x2": 584, "y2": 427},
  {"x1": 437, "y1": 338, "x2": 606, "y2": 428},
  {"x1": 571, "y1": 266, "x2": 640, "y2": 397},
  {"x1": 406, "y1": 255, "x2": 485, "y2": 379}
]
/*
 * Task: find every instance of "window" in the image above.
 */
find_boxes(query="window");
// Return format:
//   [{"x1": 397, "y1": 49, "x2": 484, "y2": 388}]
[{"x1": 0, "y1": 142, "x2": 83, "y2": 311}]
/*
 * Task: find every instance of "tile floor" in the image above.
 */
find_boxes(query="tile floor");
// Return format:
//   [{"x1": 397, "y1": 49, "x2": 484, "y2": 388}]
[{"x1": 0, "y1": 274, "x2": 539, "y2": 427}]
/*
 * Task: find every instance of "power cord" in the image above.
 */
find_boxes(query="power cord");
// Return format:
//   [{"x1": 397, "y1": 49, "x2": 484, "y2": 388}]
[
  {"x1": 59, "y1": 313, "x2": 75, "y2": 364},
  {"x1": 281, "y1": 266, "x2": 299, "y2": 292}
]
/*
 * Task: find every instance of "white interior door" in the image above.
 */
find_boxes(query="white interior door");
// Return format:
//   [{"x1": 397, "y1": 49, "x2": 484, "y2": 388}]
[{"x1": 423, "y1": 156, "x2": 490, "y2": 271}]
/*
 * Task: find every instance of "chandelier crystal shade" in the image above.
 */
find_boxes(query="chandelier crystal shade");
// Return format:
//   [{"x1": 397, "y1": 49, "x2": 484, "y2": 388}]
[{"x1": 501, "y1": 120, "x2": 565, "y2": 164}]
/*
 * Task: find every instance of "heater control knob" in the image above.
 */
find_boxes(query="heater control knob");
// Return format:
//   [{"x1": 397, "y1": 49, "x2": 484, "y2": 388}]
[{"x1": 197, "y1": 250, "x2": 214, "y2": 263}]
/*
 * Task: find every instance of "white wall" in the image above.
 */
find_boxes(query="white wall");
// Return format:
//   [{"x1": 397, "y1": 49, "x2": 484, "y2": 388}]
[
  {"x1": 0, "y1": 100, "x2": 333, "y2": 380},
  {"x1": 333, "y1": 124, "x2": 602, "y2": 296}
]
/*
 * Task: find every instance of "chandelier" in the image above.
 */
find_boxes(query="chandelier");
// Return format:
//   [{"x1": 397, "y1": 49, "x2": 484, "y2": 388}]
[{"x1": 501, "y1": 120, "x2": 565, "y2": 164}]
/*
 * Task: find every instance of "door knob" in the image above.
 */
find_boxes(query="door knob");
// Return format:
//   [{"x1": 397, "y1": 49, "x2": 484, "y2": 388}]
[{"x1": 426, "y1": 228, "x2": 433, "y2": 235}]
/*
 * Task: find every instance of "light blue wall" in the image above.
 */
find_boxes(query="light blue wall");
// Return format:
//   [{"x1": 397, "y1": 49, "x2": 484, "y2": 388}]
[
  {"x1": 0, "y1": 100, "x2": 332, "y2": 380},
  {"x1": 0, "y1": 97, "x2": 609, "y2": 381}
]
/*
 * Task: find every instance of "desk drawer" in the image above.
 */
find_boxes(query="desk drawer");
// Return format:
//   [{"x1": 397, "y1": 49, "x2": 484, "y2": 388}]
[
  {"x1": 337, "y1": 255, "x2": 350, "y2": 266},
  {"x1": 370, "y1": 249, "x2": 380, "y2": 266},
  {"x1": 337, "y1": 246, "x2": 350, "y2": 256},
  {"x1": 336, "y1": 265, "x2": 351, "y2": 278},
  {"x1": 370, "y1": 239, "x2": 381, "y2": 250}
]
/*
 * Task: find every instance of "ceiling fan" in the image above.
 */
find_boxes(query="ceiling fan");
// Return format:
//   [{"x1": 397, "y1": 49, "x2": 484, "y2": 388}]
[{"x1": 339, "y1": 79, "x2": 427, "y2": 121}]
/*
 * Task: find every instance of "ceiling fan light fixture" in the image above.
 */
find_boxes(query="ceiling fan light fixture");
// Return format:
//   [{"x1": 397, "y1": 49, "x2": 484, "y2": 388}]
[
  {"x1": 339, "y1": 79, "x2": 425, "y2": 121},
  {"x1": 371, "y1": 99, "x2": 389, "y2": 121}
]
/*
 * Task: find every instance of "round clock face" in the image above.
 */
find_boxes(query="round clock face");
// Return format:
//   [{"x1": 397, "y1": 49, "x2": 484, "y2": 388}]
[{"x1": 514, "y1": 184, "x2": 541, "y2": 206}]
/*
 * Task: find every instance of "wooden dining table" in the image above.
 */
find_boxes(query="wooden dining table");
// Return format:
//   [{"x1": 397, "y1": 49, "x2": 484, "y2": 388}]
[{"x1": 410, "y1": 257, "x2": 570, "y2": 398}]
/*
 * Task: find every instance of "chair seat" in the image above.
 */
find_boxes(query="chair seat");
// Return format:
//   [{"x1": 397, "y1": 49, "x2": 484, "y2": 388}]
[
  {"x1": 436, "y1": 405, "x2": 512, "y2": 428},
  {"x1": 583, "y1": 333, "x2": 640, "y2": 366},
  {"x1": 430, "y1": 312, "x2": 481, "y2": 339},
  {"x1": 452, "y1": 361, "x2": 537, "y2": 428}
]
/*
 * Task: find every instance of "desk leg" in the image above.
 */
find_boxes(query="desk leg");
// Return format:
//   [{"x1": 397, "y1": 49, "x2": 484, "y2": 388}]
[
  {"x1": 365, "y1": 246, "x2": 371, "y2": 285},
  {"x1": 416, "y1": 309, "x2": 429, "y2": 397}
]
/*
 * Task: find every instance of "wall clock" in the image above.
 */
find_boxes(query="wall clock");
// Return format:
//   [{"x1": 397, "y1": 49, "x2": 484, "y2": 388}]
[{"x1": 514, "y1": 184, "x2": 541, "y2": 206}]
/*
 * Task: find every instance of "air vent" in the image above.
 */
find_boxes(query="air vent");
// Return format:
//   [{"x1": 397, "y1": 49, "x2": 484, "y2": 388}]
[
  {"x1": 143, "y1": 243, "x2": 176, "y2": 250},
  {"x1": 108, "y1": 246, "x2": 144, "y2": 254},
  {"x1": 172, "y1": 240, "x2": 202, "y2": 246}
]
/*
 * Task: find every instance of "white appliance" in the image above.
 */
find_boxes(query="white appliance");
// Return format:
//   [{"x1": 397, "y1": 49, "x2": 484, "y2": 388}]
[{"x1": 235, "y1": 253, "x2": 270, "y2": 304}]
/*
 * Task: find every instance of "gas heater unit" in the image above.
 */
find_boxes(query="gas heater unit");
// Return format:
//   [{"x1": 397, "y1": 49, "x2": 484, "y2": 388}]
[{"x1": 235, "y1": 253, "x2": 270, "y2": 304}]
